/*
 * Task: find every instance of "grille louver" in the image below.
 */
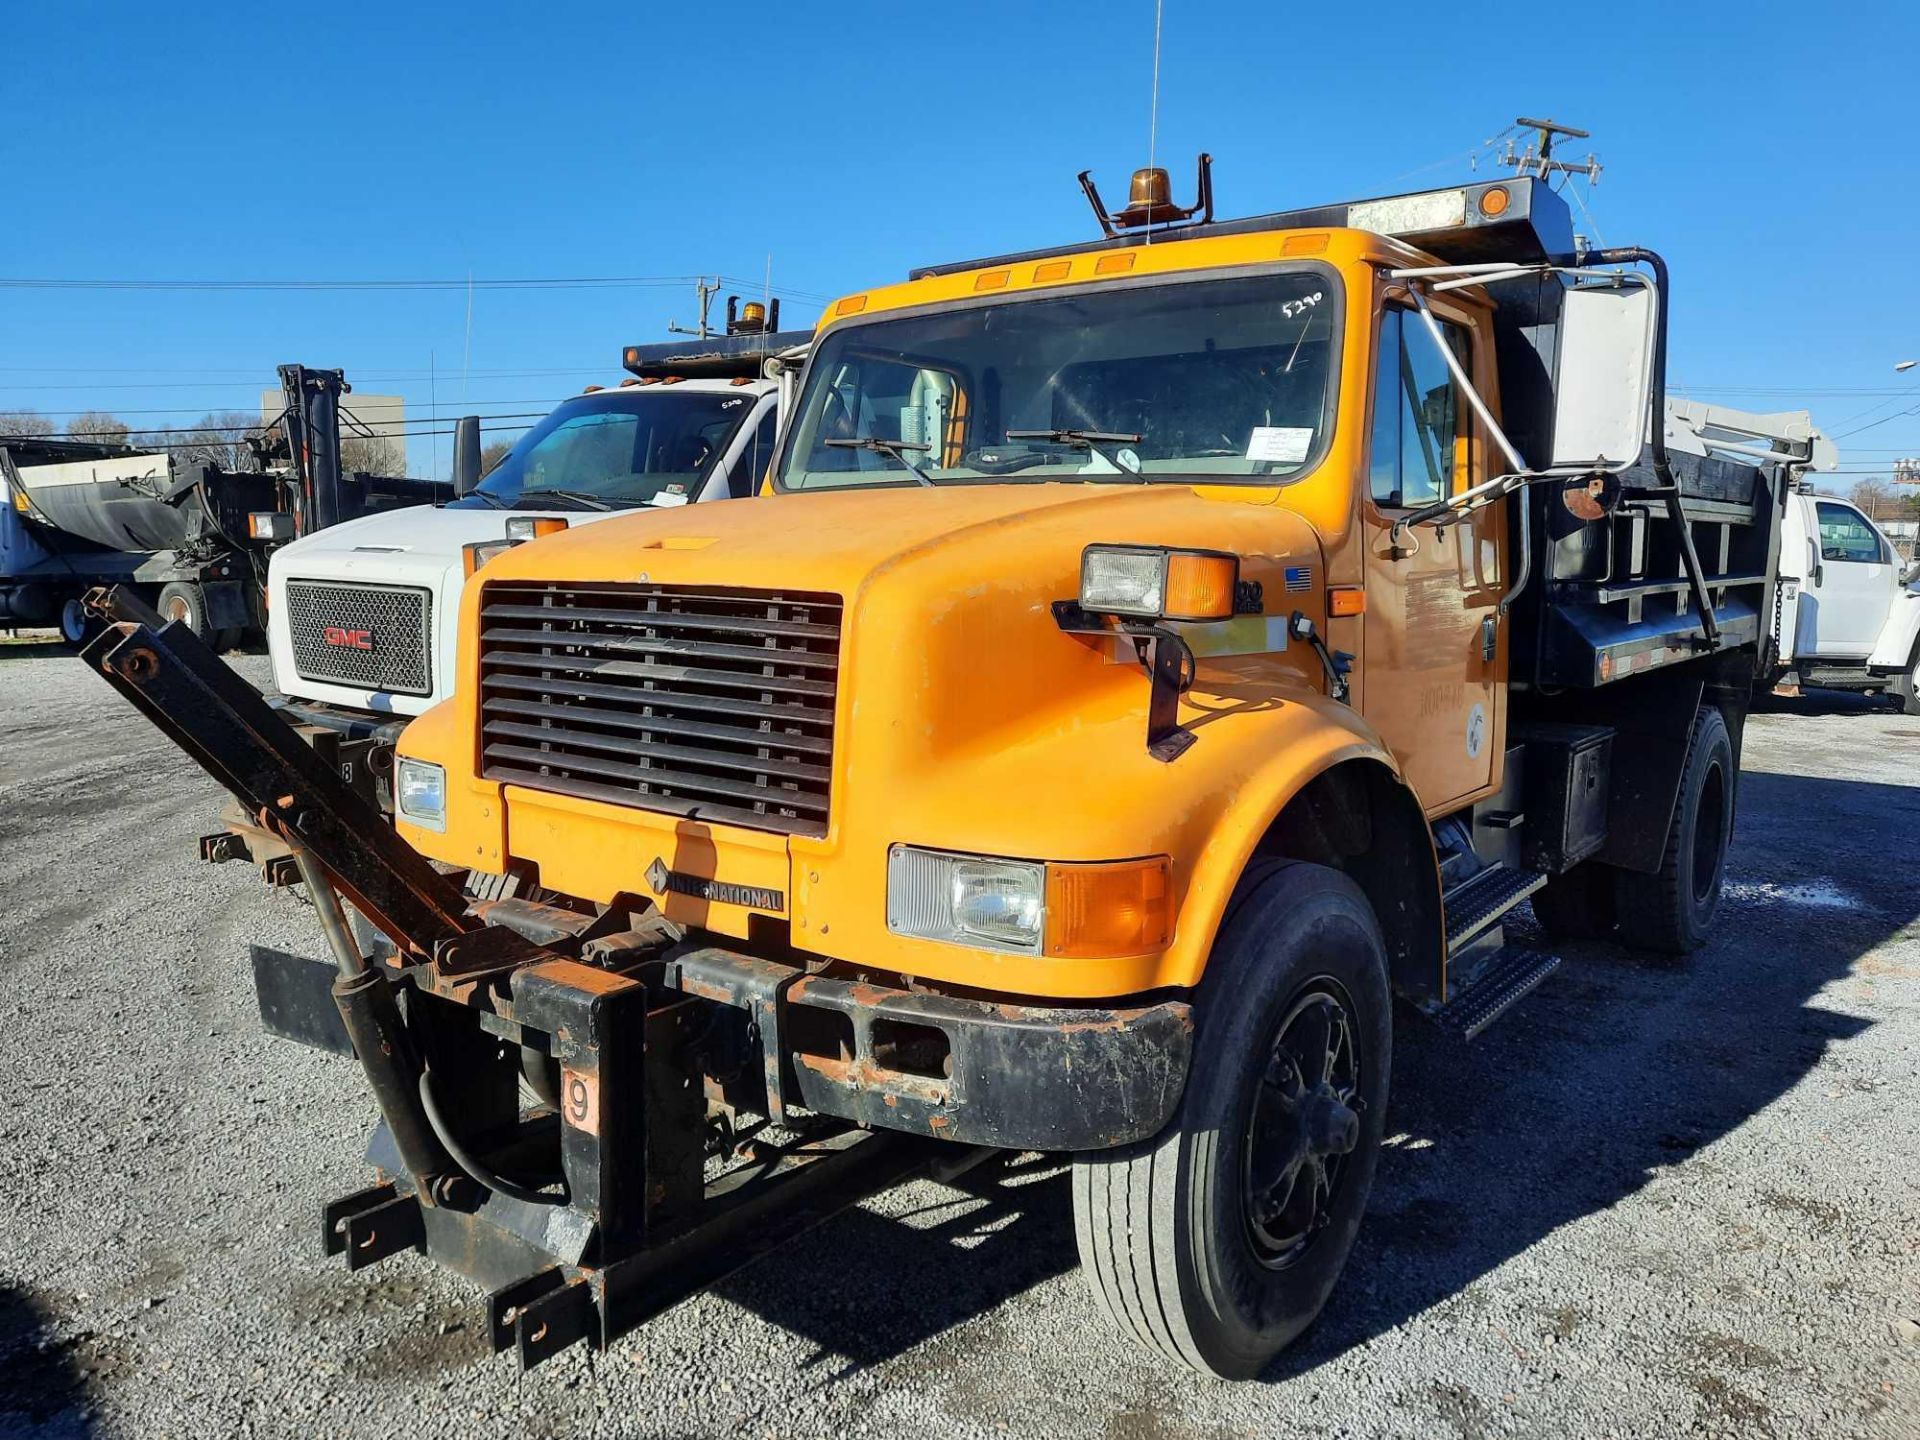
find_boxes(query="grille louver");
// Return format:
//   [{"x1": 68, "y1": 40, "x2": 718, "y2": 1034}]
[
  {"x1": 477, "y1": 581, "x2": 842, "y2": 836},
  {"x1": 285, "y1": 580, "x2": 432, "y2": 696}
]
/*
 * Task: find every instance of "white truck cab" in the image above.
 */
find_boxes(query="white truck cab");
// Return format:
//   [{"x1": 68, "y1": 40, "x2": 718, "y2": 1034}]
[
  {"x1": 1771, "y1": 487, "x2": 1920, "y2": 712},
  {"x1": 252, "y1": 332, "x2": 809, "y2": 820}
]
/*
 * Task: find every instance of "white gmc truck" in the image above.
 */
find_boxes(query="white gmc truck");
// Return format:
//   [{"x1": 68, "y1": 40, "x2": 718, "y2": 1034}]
[{"x1": 232, "y1": 332, "x2": 807, "y2": 841}]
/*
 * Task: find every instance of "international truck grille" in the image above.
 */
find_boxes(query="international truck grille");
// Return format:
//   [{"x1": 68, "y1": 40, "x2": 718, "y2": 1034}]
[
  {"x1": 476, "y1": 581, "x2": 842, "y2": 837},
  {"x1": 285, "y1": 580, "x2": 433, "y2": 696}
]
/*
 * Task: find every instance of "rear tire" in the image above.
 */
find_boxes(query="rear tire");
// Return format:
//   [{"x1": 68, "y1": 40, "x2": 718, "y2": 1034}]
[
  {"x1": 1614, "y1": 707, "x2": 1734, "y2": 955},
  {"x1": 155, "y1": 581, "x2": 211, "y2": 639},
  {"x1": 1072, "y1": 862, "x2": 1391, "y2": 1378},
  {"x1": 1530, "y1": 861, "x2": 1617, "y2": 940}
]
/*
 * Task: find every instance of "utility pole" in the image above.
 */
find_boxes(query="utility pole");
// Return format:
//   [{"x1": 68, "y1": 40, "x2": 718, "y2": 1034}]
[
  {"x1": 1501, "y1": 118, "x2": 1603, "y2": 186},
  {"x1": 667, "y1": 277, "x2": 723, "y2": 340}
]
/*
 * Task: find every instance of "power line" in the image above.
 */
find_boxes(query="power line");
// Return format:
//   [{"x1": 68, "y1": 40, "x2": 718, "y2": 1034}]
[
  {"x1": 8, "y1": 411, "x2": 553, "y2": 441},
  {"x1": 0, "y1": 272, "x2": 836, "y2": 303},
  {"x1": 5, "y1": 422, "x2": 538, "y2": 454}
]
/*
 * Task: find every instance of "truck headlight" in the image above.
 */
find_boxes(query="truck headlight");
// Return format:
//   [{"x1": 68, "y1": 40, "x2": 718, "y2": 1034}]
[
  {"x1": 887, "y1": 846, "x2": 1172, "y2": 958},
  {"x1": 1080, "y1": 545, "x2": 1240, "y2": 622},
  {"x1": 889, "y1": 847, "x2": 1044, "y2": 954},
  {"x1": 395, "y1": 758, "x2": 446, "y2": 831}
]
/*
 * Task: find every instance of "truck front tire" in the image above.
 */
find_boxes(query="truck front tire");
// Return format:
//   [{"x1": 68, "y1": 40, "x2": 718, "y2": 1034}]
[
  {"x1": 1071, "y1": 862, "x2": 1390, "y2": 1379},
  {"x1": 1892, "y1": 641, "x2": 1920, "y2": 717},
  {"x1": 1613, "y1": 706, "x2": 1734, "y2": 955}
]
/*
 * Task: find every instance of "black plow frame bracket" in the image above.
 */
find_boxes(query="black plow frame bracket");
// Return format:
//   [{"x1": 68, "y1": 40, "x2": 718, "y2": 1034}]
[
  {"x1": 78, "y1": 596, "x2": 980, "y2": 1370},
  {"x1": 80, "y1": 595, "x2": 472, "y2": 956}
]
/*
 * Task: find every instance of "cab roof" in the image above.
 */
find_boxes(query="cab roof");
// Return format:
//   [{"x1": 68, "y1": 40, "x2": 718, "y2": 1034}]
[{"x1": 911, "y1": 176, "x2": 1574, "y2": 279}]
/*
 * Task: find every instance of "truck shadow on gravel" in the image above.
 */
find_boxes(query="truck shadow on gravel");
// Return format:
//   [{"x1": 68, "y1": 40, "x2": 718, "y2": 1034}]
[
  {"x1": 1749, "y1": 689, "x2": 1901, "y2": 719},
  {"x1": 1271, "y1": 766, "x2": 1915, "y2": 1385},
  {"x1": 0, "y1": 1282, "x2": 117, "y2": 1436},
  {"x1": 712, "y1": 1151, "x2": 1076, "y2": 1378}
]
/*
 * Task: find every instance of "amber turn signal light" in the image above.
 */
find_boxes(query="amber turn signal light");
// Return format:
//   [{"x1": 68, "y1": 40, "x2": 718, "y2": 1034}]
[
  {"x1": 1045, "y1": 857, "x2": 1173, "y2": 958},
  {"x1": 505, "y1": 515, "x2": 569, "y2": 542},
  {"x1": 1328, "y1": 586, "x2": 1366, "y2": 617},
  {"x1": 1080, "y1": 545, "x2": 1240, "y2": 622}
]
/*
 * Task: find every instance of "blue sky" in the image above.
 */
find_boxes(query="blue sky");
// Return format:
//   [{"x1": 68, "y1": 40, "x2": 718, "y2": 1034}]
[{"x1": 3, "y1": 0, "x2": 1917, "y2": 486}]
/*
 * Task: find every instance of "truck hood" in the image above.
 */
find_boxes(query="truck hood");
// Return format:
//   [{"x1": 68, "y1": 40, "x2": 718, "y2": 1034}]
[
  {"x1": 270, "y1": 503, "x2": 631, "y2": 587},
  {"x1": 476, "y1": 482, "x2": 1307, "y2": 603}
]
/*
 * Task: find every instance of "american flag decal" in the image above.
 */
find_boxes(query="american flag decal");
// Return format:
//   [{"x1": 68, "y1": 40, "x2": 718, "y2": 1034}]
[{"x1": 1284, "y1": 565, "x2": 1312, "y2": 593}]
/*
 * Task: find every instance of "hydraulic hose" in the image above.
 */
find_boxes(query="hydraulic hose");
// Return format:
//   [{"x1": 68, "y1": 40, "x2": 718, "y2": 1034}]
[{"x1": 416, "y1": 1066, "x2": 568, "y2": 1208}]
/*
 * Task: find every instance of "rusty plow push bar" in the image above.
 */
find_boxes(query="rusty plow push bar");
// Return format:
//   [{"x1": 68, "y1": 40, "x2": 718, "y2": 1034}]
[
  {"x1": 81, "y1": 588, "x2": 475, "y2": 1202},
  {"x1": 81, "y1": 587, "x2": 472, "y2": 955}
]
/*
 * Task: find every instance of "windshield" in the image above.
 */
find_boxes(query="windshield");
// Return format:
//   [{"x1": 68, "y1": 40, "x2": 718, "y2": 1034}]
[
  {"x1": 455, "y1": 388, "x2": 757, "y2": 509},
  {"x1": 778, "y1": 269, "x2": 1338, "y2": 491}
]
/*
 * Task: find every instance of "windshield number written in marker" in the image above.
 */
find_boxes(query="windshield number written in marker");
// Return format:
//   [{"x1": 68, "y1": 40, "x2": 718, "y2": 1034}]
[{"x1": 1281, "y1": 292, "x2": 1324, "y2": 320}]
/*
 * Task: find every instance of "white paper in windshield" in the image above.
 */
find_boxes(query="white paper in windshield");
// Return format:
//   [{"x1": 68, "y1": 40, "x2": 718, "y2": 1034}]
[
  {"x1": 650, "y1": 491, "x2": 690, "y2": 507},
  {"x1": 1245, "y1": 427, "x2": 1314, "y2": 464}
]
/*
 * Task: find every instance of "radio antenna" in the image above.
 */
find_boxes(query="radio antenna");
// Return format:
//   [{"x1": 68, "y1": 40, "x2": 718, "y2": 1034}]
[{"x1": 1145, "y1": 0, "x2": 1165, "y2": 242}]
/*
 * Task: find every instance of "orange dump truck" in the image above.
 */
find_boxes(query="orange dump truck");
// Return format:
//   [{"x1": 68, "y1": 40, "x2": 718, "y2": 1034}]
[{"x1": 84, "y1": 157, "x2": 1828, "y2": 1378}]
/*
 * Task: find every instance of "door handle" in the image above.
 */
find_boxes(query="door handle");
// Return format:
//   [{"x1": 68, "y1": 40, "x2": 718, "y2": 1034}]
[{"x1": 1807, "y1": 536, "x2": 1823, "y2": 587}]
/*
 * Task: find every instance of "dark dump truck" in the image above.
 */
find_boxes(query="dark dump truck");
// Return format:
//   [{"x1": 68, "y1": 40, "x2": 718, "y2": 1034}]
[{"x1": 1, "y1": 365, "x2": 447, "y2": 645}]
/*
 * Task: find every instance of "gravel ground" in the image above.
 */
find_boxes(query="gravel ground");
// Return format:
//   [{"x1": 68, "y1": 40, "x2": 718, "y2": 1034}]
[{"x1": 1, "y1": 639, "x2": 1915, "y2": 1439}]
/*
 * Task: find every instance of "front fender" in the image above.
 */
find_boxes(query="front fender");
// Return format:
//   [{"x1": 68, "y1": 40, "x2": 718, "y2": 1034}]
[
  {"x1": 815, "y1": 664, "x2": 1412, "y2": 1000},
  {"x1": 1868, "y1": 589, "x2": 1920, "y2": 671}
]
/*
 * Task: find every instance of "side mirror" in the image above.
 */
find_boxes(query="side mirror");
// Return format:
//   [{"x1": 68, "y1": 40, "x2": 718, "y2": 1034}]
[
  {"x1": 1559, "y1": 472, "x2": 1622, "y2": 524},
  {"x1": 451, "y1": 415, "x2": 482, "y2": 497},
  {"x1": 1551, "y1": 282, "x2": 1657, "y2": 472},
  {"x1": 1902, "y1": 557, "x2": 1920, "y2": 587}
]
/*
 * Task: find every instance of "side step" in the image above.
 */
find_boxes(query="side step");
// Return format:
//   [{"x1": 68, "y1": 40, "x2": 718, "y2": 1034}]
[
  {"x1": 1437, "y1": 949, "x2": 1562, "y2": 1041},
  {"x1": 1444, "y1": 864, "x2": 1547, "y2": 954}
]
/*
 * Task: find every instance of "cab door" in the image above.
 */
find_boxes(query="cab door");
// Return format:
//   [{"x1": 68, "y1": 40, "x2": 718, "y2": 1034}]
[
  {"x1": 1800, "y1": 500, "x2": 1897, "y2": 658},
  {"x1": 1359, "y1": 298, "x2": 1505, "y2": 814}
]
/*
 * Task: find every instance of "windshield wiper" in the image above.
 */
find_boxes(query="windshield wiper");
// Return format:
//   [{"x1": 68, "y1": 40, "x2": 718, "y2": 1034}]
[
  {"x1": 823, "y1": 436, "x2": 938, "y2": 487},
  {"x1": 1004, "y1": 429, "x2": 1144, "y2": 477},
  {"x1": 463, "y1": 489, "x2": 508, "y2": 508},
  {"x1": 520, "y1": 488, "x2": 616, "y2": 511}
]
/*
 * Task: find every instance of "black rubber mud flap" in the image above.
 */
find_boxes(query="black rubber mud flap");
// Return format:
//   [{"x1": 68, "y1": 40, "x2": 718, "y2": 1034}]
[{"x1": 251, "y1": 945, "x2": 355, "y2": 1056}]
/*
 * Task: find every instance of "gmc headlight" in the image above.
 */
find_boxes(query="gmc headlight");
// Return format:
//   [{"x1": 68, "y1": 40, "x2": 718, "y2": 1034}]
[
  {"x1": 395, "y1": 758, "x2": 446, "y2": 831},
  {"x1": 887, "y1": 845, "x2": 1173, "y2": 958}
]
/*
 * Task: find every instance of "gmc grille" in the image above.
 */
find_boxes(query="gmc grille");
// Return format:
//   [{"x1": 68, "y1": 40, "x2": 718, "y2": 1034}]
[
  {"x1": 477, "y1": 581, "x2": 842, "y2": 837},
  {"x1": 285, "y1": 581, "x2": 432, "y2": 696}
]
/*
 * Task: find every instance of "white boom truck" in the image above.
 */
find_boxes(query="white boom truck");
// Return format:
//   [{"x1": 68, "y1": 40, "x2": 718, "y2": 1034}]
[
  {"x1": 1764, "y1": 475, "x2": 1920, "y2": 711},
  {"x1": 207, "y1": 329, "x2": 808, "y2": 871}
]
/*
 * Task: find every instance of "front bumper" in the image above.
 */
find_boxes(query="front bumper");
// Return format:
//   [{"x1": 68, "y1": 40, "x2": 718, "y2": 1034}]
[{"x1": 667, "y1": 946, "x2": 1193, "y2": 1151}]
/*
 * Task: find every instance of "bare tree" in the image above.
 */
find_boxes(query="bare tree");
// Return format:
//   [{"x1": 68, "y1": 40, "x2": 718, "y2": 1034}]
[
  {"x1": 134, "y1": 411, "x2": 260, "y2": 469},
  {"x1": 0, "y1": 409, "x2": 51, "y2": 438},
  {"x1": 340, "y1": 434, "x2": 407, "y2": 475},
  {"x1": 1849, "y1": 478, "x2": 1895, "y2": 521},
  {"x1": 65, "y1": 410, "x2": 131, "y2": 447},
  {"x1": 480, "y1": 439, "x2": 515, "y2": 476}
]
